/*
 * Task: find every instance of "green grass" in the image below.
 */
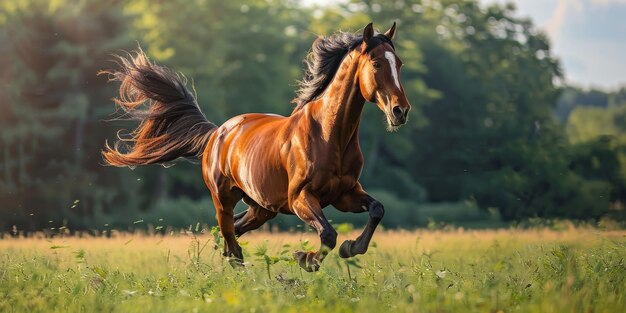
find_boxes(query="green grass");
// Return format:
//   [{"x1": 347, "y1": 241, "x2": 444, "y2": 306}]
[{"x1": 1, "y1": 227, "x2": 625, "y2": 312}]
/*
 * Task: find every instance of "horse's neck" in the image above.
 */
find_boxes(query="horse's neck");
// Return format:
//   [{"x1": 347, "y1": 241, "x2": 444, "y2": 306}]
[{"x1": 313, "y1": 55, "x2": 365, "y2": 150}]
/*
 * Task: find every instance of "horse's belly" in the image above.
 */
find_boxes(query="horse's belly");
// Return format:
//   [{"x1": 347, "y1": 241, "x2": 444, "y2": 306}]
[
  {"x1": 222, "y1": 114, "x2": 289, "y2": 210},
  {"x1": 234, "y1": 148, "x2": 288, "y2": 211},
  {"x1": 237, "y1": 168, "x2": 288, "y2": 210}
]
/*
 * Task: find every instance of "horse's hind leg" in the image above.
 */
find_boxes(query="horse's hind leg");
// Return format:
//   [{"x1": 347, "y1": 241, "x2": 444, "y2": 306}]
[
  {"x1": 234, "y1": 201, "x2": 277, "y2": 237},
  {"x1": 332, "y1": 184, "x2": 384, "y2": 258},
  {"x1": 233, "y1": 210, "x2": 248, "y2": 223},
  {"x1": 211, "y1": 190, "x2": 244, "y2": 265}
]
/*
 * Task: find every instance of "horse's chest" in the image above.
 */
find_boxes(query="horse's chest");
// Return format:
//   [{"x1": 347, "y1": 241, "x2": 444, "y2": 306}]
[
  {"x1": 310, "y1": 166, "x2": 359, "y2": 205},
  {"x1": 297, "y1": 129, "x2": 363, "y2": 205}
]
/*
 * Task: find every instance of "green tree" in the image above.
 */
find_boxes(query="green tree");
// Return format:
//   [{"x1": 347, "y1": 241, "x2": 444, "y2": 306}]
[
  {"x1": 0, "y1": 0, "x2": 137, "y2": 230},
  {"x1": 112, "y1": 1, "x2": 315, "y2": 210}
]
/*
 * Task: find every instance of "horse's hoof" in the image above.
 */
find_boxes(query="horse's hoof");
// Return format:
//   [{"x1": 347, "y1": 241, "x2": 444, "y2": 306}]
[
  {"x1": 227, "y1": 257, "x2": 244, "y2": 269},
  {"x1": 293, "y1": 251, "x2": 320, "y2": 272},
  {"x1": 339, "y1": 240, "x2": 355, "y2": 258}
]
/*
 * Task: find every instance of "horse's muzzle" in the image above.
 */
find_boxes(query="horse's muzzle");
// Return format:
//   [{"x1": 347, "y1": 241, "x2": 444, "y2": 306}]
[{"x1": 391, "y1": 105, "x2": 409, "y2": 125}]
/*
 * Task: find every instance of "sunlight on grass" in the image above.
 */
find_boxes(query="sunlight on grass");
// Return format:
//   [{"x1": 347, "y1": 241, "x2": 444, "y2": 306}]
[{"x1": 1, "y1": 228, "x2": 625, "y2": 312}]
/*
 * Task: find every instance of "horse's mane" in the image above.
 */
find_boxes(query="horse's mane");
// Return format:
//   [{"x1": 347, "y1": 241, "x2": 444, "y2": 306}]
[
  {"x1": 292, "y1": 31, "x2": 394, "y2": 112},
  {"x1": 292, "y1": 32, "x2": 362, "y2": 111}
]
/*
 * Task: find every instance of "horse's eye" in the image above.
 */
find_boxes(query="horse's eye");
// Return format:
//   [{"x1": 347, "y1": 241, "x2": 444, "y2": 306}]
[{"x1": 372, "y1": 62, "x2": 381, "y2": 69}]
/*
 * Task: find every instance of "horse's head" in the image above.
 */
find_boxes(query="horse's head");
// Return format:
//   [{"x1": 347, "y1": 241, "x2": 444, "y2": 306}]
[{"x1": 357, "y1": 22, "x2": 411, "y2": 131}]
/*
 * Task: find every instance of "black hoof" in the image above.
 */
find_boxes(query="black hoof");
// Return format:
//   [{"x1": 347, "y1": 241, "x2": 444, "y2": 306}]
[
  {"x1": 294, "y1": 251, "x2": 320, "y2": 272},
  {"x1": 227, "y1": 257, "x2": 244, "y2": 269},
  {"x1": 339, "y1": 240, "x2": 354, "y2": 258}
]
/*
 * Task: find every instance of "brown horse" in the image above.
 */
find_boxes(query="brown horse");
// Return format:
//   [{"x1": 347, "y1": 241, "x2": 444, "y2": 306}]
[{"x1": 102, "y1": 22, "x2": 411, "y2": 271}]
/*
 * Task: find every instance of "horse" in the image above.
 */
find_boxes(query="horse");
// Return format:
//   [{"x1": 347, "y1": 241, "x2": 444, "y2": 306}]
[{"x1": 102, "y1": 22, "x2": 411, "y2": 272}]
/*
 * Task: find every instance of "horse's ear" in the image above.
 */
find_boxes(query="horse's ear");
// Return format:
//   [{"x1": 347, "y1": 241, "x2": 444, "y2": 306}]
[
  {"x1": 384, "y1": 21, "x2": 397, "y2": 40},
  {"x1": 363, "y1": 22, "x2": 374, "y2": 42}
]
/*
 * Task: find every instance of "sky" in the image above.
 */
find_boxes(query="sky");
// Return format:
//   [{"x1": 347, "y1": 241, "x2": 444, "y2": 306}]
[{"x1": 483, "y1": 0, "x2": 626, "y2": 89}]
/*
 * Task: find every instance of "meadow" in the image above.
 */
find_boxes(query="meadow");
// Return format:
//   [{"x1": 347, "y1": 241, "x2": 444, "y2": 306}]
[{"x1": 1, "y1": 226, "x2": 625, "y2": 312}]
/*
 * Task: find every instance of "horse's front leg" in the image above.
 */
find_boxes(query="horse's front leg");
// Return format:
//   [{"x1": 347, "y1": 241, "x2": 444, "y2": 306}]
[
  {"x1": 332, "y1": 184, "x2": 384, "y2": 258},
  {"x1": 291, "y1": 191, "x2": 337, "y2": 272}
]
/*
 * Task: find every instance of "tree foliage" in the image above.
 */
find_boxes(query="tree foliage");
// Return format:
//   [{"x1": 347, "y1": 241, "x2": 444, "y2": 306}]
[{"x1": 1, "y1": 0, "x2": 624, "y2": 231}]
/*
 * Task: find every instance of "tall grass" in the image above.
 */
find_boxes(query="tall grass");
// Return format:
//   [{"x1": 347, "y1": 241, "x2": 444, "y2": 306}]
[{"x1": 1, "y1": 227, "x2": 625, "y2": 312}]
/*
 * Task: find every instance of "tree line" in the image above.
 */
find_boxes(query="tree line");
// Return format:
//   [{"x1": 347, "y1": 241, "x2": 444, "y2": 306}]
[{"x1": 1, "y1": 0, "x2": 624, "y2": 232}]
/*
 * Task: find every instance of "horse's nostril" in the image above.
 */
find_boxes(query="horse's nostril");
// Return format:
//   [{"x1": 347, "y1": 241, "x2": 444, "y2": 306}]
[
  {"x1": 403, "y1": 108, "x2": 409, "y2": 119},
  {"x1": 392, "y1": 106, "x2": 403, "y2": 119}
]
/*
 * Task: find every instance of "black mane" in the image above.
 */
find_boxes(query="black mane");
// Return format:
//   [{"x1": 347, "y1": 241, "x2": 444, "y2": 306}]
[{"x1": 292, "y1": 32, "x2": 393, "y2": 112}]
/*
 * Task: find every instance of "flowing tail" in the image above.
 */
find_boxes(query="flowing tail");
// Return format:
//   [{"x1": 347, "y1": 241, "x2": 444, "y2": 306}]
[{"x1": 101, "y1": 50, "x2": 216, "y2": 167}]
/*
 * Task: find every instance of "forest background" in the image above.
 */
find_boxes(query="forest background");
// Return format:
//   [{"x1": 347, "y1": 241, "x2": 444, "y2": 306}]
[{"x1": 2, "y1": 0, "x2": 625, "y2": 232}]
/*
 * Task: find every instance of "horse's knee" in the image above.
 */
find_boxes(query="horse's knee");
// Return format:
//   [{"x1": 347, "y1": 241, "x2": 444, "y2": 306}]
[
  {"x1": 320, "y1": 228, "x2": 337, "y2": 249},
  {"x1": 369, "y1": 201, "x2": 385, "y2": 220}
]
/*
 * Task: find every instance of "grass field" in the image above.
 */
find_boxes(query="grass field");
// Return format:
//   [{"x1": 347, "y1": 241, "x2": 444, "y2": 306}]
[{"x1": 1, "y1": 227, "x2": 625, "y2": 312}]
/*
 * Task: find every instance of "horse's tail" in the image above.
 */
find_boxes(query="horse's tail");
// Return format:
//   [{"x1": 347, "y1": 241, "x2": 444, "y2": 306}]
[{"x1": 101, "y1": 50, "x2": 216, "y2": 167}]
